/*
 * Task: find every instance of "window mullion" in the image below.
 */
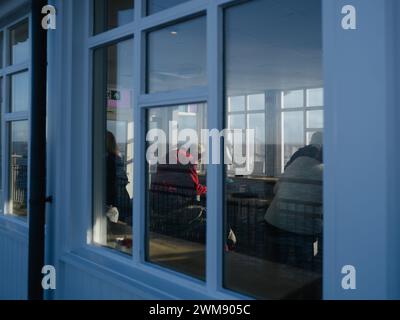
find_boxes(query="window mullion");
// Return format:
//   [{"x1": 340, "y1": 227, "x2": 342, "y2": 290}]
[
  {"x1": 206, "y1": 3, "x2": 223, "y2": 294},
  {"x1": 133, "y1": 0, "x2": 144, "y2": 264}
]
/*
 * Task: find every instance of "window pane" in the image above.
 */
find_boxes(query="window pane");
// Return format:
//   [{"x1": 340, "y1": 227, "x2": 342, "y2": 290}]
[
  {"x1": 0, "y1": 78, "x2": 2, "y2": 193},
  {"x1": 10, "y1": 21, "x2": 29, "y2": 65},
  {"x1": 307, "y1": 88, "x2": 324, "y2": 107},
  {"x1": 224, "y1": 0, "x2": 323, "y2": 300},
  {"x1": 147, "y1": 17, "x2": 207, "y2": 93},
  {"x1": 228, "y1": 96, "x2": 245, "y2": 112},
  {"x1": 0, "y1": 32, "x2": 3, "y2": 69},
  {"x1": 248, "y1": 94, "x2": 265, "y2": 111},
  {"x1": 147, "y1": 0, "x2": 190, "y2": 15},
  {"x1": 10, "y1": 71, "x2": 29, "y2": 112},
  {"x1": 94, "y1": 0, "x2": 134, "y2": 35},
  {"x1": 283, "y1": 90, "x2": 304, "y2": 109},
  {"x1": 92, "y1": 39, "x2": 134, "y2": 255},
  {"x1": 283, "y1": 111, "x2": 304, "y2": 167},
  {"x1": 146, "y1": 103, "x2": 207, "y2": 280},
  {"x1": 229, "y1": 114, "x2": 245, "y2": 130},
  {"x1": 10, "y1": 121, "x2": 28, "y2": 217},
  {"x1": 248, "y1": 113, "x2": 266, "y2": 175},
  {"x1": 307, "y1": 110, "x2": 323, "y2": 129}
]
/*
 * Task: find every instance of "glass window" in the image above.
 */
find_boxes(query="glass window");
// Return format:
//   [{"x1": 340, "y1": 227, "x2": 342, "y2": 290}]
[
  {"x1": 0, "y1": 78, "x2": 2, "y2": 193},
  {"x1": 307, "y1": 131, "x2": 322, "y2": 145},
  {"x1": 92, "y1": 39, "x2": 134, "y2": 254},
  {"x1": 283, "y1": 90, "x2": 304, "y2": 109},
  {"x1": 248, "y1": 94, "x2": 265, "y2": 111},
  {"x1": 307, "y1": 88, "x2": 324, "y2": 107},
  {"x1": 224, "y1": 0, "x2": 323, "y2": 300},
  {"x1": 10, "y1": 71, "x2": 29, "y2": 112},
  {"x1": 147, "y1": 0, "x2": 190, "y2": 15},
  {"x1": 94, "y1": 0, "x2": 134, "y2": 35},
  {"x1": 228, "y1": 114, "x2": 245, "y2": 130},
  {"x1": 282, "y1": 111, "x2": 304, "y2": 167},
  {"x1": 248, "y1": 113, "x2": 266, "y2": 174},
  {"x1": 307, "y1": 110, "x2": 324, "y2": 129},
  {"x1": 9, "y1": 21, "x2": 29, "y2": 65},
  {"x1": 146, "y1": 103, "x2": 207, "y2": 280},
  {"x1": 228, "y1": 96, "x2": 245, "y2": 113},
  {"x1": 147, "y1": 16, "x2": 207, "y2": 93},
  {"x1": 10, "y1": 121, "x2": 28, "y2": 217},
  {"x1": 0, "y1": 32, "x2": 3, "y2": 69}
]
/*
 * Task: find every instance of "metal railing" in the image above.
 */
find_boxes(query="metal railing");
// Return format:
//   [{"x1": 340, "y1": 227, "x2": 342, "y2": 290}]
[{"x1": 12, "y1": 164, "x2": 28, "y2": 207}]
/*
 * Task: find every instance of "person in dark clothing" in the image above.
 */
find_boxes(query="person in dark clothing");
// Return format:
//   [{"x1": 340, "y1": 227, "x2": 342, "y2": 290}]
[
  {"x1": 150, "y1": 145, "x2": 236, "y2": 249},
  {"x1": 106, "y1": 131, "x2": 132, "y2": 224},
  {"x1": 285, "y1": 131, "x2": 323, "y2": 170},
  {"x1": 264, "y1": 131, "x2": 323, "y2": 277},
  {"x1": 150, "y1": 147, "x2": 206, "y2": 199}
]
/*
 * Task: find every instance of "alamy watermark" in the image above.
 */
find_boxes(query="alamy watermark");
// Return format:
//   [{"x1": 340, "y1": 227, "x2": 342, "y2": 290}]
[
  {"x1": 41, "y1": 5, "x2": 56, "y2": 30},
  {"x1": 341, "y1": 265, "x2": 357, "y2": 290},
  {"x1": 146, "y1": 121, "x2": 255, "y2": 176},
  {"x1": 40, "y1": 4, "x2": 356, "y2": 31},
  {"x1": 41, "y1": 265, "x2": 56, "y2": 290}
]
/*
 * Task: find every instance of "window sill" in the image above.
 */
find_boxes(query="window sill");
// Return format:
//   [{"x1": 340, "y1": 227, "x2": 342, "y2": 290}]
[
  {"x1": 64, "y1": 245, "x2": 250, "y2": 300},
  {"x1": 0, "y1": 214, "x2": 28, "y2": 238}
]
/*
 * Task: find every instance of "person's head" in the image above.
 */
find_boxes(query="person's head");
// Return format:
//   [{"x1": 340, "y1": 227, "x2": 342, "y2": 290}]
[
  {"x1": 310, "y1": 132, "x2": 323, "y2": 147},
  {"x1": 106, "y1": 131, "x2": 119, "y2": 156}
]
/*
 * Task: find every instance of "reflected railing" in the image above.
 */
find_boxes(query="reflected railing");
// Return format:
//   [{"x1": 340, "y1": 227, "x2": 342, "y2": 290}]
[
  {"x1": 149, "y1": 177, "x2": 322, "y2": 270},
  {"x1": 11, "y1": 163, "x2": 28, "y2": 215}
]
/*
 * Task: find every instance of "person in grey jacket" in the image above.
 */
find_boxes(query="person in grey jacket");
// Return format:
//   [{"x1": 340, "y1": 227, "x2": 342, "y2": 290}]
[{"x1": 264, "y1": 132, "x2": 323, "y2": 272}]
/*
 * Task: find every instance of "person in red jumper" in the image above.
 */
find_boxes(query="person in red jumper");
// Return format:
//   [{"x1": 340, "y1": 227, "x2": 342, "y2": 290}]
[
  {"x1": 151, "y1": 146, "x2": 206, "y2": 199},
  {"x1": 150, "y1": 144, "x2": 236, "y2": 250}
]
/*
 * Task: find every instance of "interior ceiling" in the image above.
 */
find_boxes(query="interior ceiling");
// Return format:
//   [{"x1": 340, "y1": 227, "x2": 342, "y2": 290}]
[
  {"x1": 148, "y1": 0, "x2": 323, "y2": 95},
  {"x1": 226, "y1": 0, "x2": 323, "y2": 96},
  {"x1": 103, "y1": 0, "x2": 323, "y2": 96}
]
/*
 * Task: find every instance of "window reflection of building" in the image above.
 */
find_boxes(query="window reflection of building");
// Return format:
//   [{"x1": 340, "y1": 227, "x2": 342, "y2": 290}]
[
  {"x1": 147, "y1": 0, "x2": 191, "y2": 15},
  {"x1": 10, "y1": 121, "x2": 29, "y2": 217},
  {"x1": 5, "y1": 19, "x2": 30, "y2": 218},
  {"x1": 147, "y1": 103, "x2": 208, "y2": 281},
  {"x1": 227, "y1": 88, "x2": 323, "y2": 177},
  {"x1": 224, "y1": 0, "x2": 323, "y2": 300},
  {"x1": 94, "y1": 0, "x2": 134, "y2": 35},
  {"x1": 92, "y1": 39, "x2": 134, "y2": 255},
  {"x1": 87, "y1": 0, "x2": 325, "y2": 301}
]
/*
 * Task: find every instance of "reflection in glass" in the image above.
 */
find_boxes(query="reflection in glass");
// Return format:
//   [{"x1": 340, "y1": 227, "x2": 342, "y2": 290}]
[
  {"x1": 307, "y1": 88, "x2": 324, "y2": 107},
  {"x1": 93, "y1": 39, "x2": 134, "y2": 254},
  {"x1": 229, "y1": 114, "x2": 245, "y2": 130},
  {"x1": 94, "y1": 0, "x2": 134, "y2": 35},
  {"x1": 307, "y1": 110, "x2": 324, "y2": 129},
  {"x1": 0, "y1": 78, "x2": 2, "y2": 192},
  {"x1": 10, "y1": 21, "x2": 29, "y2": 65},
  {"x1": 248, "y1": 94, "x2": 265, "y2": 111},
  {"x1": 224, "y1": 0, "x2": 323, "y2": 300},
  {"x1": 0, "y1": 32, "x2": 3, "y2": 68},
  {"x1": 147, "y1": 17, "x2": 207, "y2": 93},
  {"x1": 283, "y1": 90, "x2": 304, "y2": 109},
  {"x1": 307, "y1": 131, "x2": 322, "y2": 145},
  {"x1": 10, "y1": 72, "x2": 29, "y2": 112},
  {"x1": 248, "y1": 113, "x2": 266, "y2": 175},
  {"x1": 228, "y1": 96, "x2": 245, "y2": 112},
  {"x1": 147, "y1": 0, "x2": 190, "y2": 15},
  {"x1": 10, "y1": 121, "x2": 28, "y2": 217},
  {"x1": 147, "y1": 103, "x2": 207, "y2": 280},
  {"x1": 283, "y1": 111, "x2": 304, "y2": 167}
]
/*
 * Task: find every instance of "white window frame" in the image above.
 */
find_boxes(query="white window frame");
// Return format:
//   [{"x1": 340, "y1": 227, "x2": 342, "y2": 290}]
[
  {"x1": 0, "y1": 13, "x2": 31, "y2": 226},
  {"x1": 63, "y1": 0, "x2": 270, "y2": 300}
]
